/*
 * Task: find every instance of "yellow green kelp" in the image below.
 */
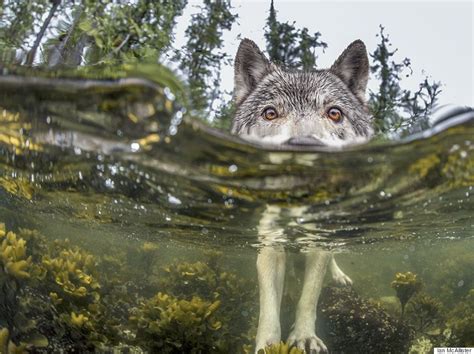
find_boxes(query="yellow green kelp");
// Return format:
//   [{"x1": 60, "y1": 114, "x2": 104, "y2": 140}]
[
  {"x1": 441, "y1": 149, "x2": 474, "y2": 187},
  {"x1": 388, "y1": 268, "x2": 473, "y2": 351},
  {"x1": 0, "y1": 225, "x2": 49, "y2": 352},
  {"x1": 42, "y1": 241, "x2": 100, "y2": 298},
  {"x1": 0, "y1": 327, "x2": 28, "y2": 354},
  {"x1": 0, "y1": 224, "x2": 114, "y2": 351},
  {"x1": 391, "y1": 271, "x2": 422, "y2": 318},
  {"x1": 0, "y1": 220, "x2": 258, "y2": 352},
  {"x1": 129, "y1": 292, "x2": 222, "y2": 352},
  {"x1": 0, "y1": 224, "x2": 32, "y2": 279},
  {"x1": 408, "y1": 146, "x2": 474, "y2": 188},
  {"x1": 159, "y1": 257, "x2": 258, "y2": 349},
  {"x1": 0, "y1": 108, "x2": 43, "y2": 155},
  {"x1": 0, "y1": 177, "x2": 34, "y2": 201},
  {"x1": 257, "y1": 342, "x2": 304, "y2": 354}
]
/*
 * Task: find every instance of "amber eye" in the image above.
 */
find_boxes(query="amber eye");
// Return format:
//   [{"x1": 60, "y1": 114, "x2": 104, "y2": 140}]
[
  {"x1": 263, "y1": 107, "x2": 278, "y2": 120},
  {"x1": 327, "y1": 107, "x2": 342, "y2": 122}
]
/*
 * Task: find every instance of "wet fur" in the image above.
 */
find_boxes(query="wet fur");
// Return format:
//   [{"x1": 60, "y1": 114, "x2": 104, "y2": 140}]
[{"x1": 231, "y1": 39, "x2": 372, "y2": 353}]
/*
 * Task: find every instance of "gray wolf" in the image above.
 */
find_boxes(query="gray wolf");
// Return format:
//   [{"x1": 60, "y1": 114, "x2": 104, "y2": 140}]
[
  {"x1": 231, "y1": 38, "x2": 372, "y2": 147},
  {"x1": 231, "y1": 39, "x2": 372, "y2": 353}
]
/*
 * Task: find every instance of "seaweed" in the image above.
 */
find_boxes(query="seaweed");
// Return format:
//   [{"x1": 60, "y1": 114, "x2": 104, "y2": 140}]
[
  {"x1": 0, "y1": 223, "x2": 118, "y2": 351},
  {"x1": 0, "y1": 225, "x2": 50, "y2": 352},
  {"x1": 158, "y1": 257, "x2": 258, "y2": 350},
  {"x1": 129, "y1": 292, "x2": 223, "y2": 353},
  {"x1": 0, "y1": 327, "x2": 28, "y2": 354},
  {"x1": 2, "y1": 217, "x2": 471, "y2": 352},
  {"x1": 391, "y1": 271, "x2": 422, "y2": 319},
  {"x1": 406, "y1": 293, "x2": 445, "y2": 334},
  {"x1": 446, "y1": 289, "x2": 474, "y2": 347},
  {"x1": 257, "y1": 341, "x2": 304, "y2": 354},
  {"x1": 319, "y1": 286, "x2": 412, "y2": 353},
  {"x1": 0, "y1": 224, "x2": 32, "y2": 280},
  {"x1": 0, "y1": 220, "x2": 260, "y2": 352}
]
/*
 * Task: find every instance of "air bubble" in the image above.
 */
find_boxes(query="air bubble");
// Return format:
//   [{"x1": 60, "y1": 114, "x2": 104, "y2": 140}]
[{"x1": 167, "y1": 194, "x2": 182, "y2": 205}]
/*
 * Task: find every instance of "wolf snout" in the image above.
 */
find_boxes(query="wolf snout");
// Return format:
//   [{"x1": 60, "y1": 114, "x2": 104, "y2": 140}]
[{"x1": 286, "y1": 136, "x2": 326, "y2": 146}]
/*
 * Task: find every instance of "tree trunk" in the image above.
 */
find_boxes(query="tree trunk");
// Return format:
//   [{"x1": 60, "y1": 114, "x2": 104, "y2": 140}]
[{"x1": 25, "y1": 1, "x2": 61, "y2": 66}]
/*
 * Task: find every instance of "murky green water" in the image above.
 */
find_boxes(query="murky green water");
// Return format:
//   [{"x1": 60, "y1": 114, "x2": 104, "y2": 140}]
[{"x1": 0, "y1": 72, "x2": 473, "y2": 353}]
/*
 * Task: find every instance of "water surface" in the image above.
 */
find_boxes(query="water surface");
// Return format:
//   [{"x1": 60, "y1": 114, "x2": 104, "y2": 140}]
[{"x1": 0, "y1": 72, "x2": 472, "y2": 352}]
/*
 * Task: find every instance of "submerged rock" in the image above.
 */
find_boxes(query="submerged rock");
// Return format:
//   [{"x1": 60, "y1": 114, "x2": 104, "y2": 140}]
[{"x1": 318, "y1": 286, "x2": 411, "y2": 353}]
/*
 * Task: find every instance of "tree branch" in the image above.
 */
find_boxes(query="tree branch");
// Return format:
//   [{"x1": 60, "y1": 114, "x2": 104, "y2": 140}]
[{"x1": 26, "y1": 0, "x2": 61, "y2": 66}]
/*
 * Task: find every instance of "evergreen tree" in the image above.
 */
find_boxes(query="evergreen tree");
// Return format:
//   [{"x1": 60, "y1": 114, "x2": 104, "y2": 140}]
[
  {"x1": 368, "y1": 25, "x2": 441, "y2": 135},
  {"x1": 177, "y1": 0, "x2": 237, "y2": 114},
  {"x1": 0, "y1": 0, "x2": 443, "y2": 134},
  {"x1": 264, "y1": 0, "x2": 327, "y2": 69},
  {"x1": 299, "y1": 28, "x2": 326, "y2": 70}
]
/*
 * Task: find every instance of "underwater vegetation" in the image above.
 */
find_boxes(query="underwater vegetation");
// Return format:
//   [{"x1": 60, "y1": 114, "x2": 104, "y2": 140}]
[
  {"x1": 129, "y1": 292, "x2": 222, "y2": 353},
  {"x1": 406, "y1": 293, "x2": 445, "y2": 334},
  {"x1": 446, "y1": 289, "x2": 474, "y2": 347},
  {"x1": 0, "y1": 327, "x2": 28, "y2": 353},
  {"x1": 391, "y1": 271, "x2": 423, "y2": 318},
  {"x1": 1, "y1": 219, "x2": 473, "y2": 352},
  {"x1": 408, "y1": 143, "x2": 474, "y2": 189},
  {"x1": 257, "y1": 342, "x2": 304, "y2": 354},
  {"x1": 319, "y1": 286, "x2": 411, "y2": 353},
  {"x1": 0, "y1": 221, "x2": 257, "y2": 352},
  {"x1": 0, "y1": 223, "x2": 31, "y2": 280},
  {"x1": 157, "y1": 255, "x2": 258, "y2": 351},
  {"x1": 389, "y1": 270, "x2": 474, "y2": 351}
]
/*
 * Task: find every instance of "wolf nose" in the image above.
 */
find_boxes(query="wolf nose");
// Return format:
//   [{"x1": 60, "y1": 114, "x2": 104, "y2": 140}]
[{"x1": 286, "y1": 136, "x2": 326, "y2": 146}]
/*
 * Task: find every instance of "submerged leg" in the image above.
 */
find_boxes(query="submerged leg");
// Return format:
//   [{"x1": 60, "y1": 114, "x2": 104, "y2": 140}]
[
  {"x1": 255, "y1": 205, "x2": 286, "y2": 352},
  {"x1": 288, "y1": 249, "x2": 330, "y2": 354},
  {"x1": 255, "y1": 247, "x2": 286, "y2": 351},
  {"x1": 329, "y1": 254, "x2": 352, "y2": 287}
]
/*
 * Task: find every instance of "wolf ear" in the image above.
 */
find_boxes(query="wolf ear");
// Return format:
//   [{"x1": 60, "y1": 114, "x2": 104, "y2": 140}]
[
  {"x1": 234, "y1": 39, "x2": 271, "y2": 105},
  {"x1": 330, "y1": 40, "x2": 369, "y2": 102}
]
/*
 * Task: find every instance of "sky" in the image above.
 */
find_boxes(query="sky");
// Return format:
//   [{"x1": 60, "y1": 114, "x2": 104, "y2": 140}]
[{"x1": 174, "y1": 0, "x2": 473, "y2": 108}]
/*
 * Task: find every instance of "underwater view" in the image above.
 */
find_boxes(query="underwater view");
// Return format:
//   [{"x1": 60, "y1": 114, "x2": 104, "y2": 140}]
[
  {"x1": 0, "y1": 0, "x2": 473, "y2": 353},
  {"x1": 0, "y1": 69, "x2": 473, "y2": 353}
]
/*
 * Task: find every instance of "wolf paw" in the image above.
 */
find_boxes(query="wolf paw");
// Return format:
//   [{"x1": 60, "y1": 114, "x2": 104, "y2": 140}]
[
  {"x1": 331, "y1": 266, "x2": 353, "y2": 287},
  {"x1": 287, "y1": 330, "x2": 328, "y2": 354},
  {"x1": 255, "y1": 327, "x2": 281, "y2": 353}
]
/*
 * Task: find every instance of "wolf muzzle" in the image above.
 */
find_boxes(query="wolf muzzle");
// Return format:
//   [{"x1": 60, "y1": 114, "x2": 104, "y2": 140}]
[{"x1": 286, "y1": 136, "x2": 326, "y2": 146}]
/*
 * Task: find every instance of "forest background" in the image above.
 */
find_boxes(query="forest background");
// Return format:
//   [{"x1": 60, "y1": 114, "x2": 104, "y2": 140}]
[{"x1": 2, "y1": 0, "x2": 470, "y2": 136}]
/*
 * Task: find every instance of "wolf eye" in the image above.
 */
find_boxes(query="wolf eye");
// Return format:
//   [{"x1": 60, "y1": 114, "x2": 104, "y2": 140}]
[
  {"x1": 263, "y1": 107, "x2": 278, "y2": 120},
  {"x1": 327, "y1": 107, "x2": 342, "y2": 122}
]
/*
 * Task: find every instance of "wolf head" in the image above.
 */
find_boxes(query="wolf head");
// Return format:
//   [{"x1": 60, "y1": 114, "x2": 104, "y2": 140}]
[{"x1": 231, "y1": 39, "x2": 373, "y2": 147}]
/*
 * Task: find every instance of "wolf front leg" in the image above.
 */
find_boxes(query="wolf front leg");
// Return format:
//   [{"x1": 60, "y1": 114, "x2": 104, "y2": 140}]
[
  {"x1": 255, "y1": 205, "x2": 286, "y2": 352},
  {"x1": 255, "y1": 247, "x2": 286, "y2": 350},
  {"x1": 288, "y1": 249, "x2": 330, "y2": 354}
]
